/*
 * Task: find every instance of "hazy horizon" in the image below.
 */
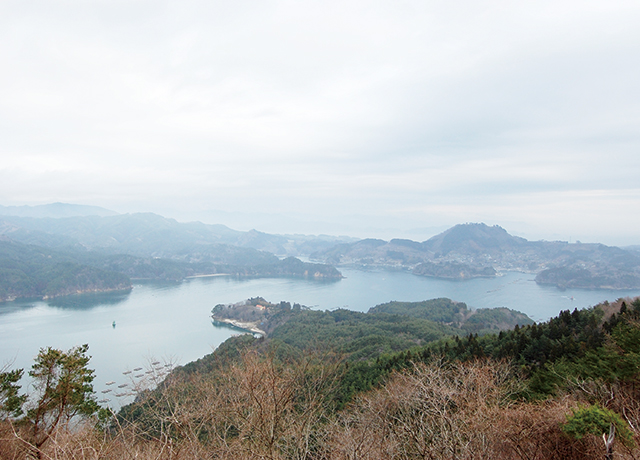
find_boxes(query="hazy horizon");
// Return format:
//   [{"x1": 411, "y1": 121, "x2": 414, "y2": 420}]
[
  {"x1": 1, "y1": 201, "x2": 638, "y2": 248},
  {"x1": 1, "y1": 2, "x2": 639, "y2": 246}
]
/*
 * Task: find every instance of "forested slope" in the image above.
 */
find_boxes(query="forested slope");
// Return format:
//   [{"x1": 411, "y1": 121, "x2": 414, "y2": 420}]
[{"x1": 0, "y1": 240, "x2": 130, "y2": 301}]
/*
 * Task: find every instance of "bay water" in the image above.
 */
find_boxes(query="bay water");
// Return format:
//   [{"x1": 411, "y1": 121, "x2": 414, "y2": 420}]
[{"x1": 2, "y1": 268, "x2": 639, "y2": 407}]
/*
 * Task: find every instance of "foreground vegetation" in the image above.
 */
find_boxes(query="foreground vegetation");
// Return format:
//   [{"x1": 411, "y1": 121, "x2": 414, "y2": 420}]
[{"x1": 2, "y1": 297, "x2": 640, "y2": 459}]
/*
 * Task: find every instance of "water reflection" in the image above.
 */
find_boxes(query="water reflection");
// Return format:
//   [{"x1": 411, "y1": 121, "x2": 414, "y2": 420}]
[
  {"x1": 211, "y1": 320, "x2": 261, "y2": 336},
  {"x1": 189, "y1": 274, "x2": 343, "y2": 287},
  {"x1": 0, "y1": 300, "x2": 40, "y2": 316},
  {"x1": 47, "y1": 289, "x2": 132, "y2": 310}
]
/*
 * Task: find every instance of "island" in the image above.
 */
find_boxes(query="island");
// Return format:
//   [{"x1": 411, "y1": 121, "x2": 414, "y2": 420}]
[{"x1": 211, "y1": 296, "x2": 534, "y2": 343}]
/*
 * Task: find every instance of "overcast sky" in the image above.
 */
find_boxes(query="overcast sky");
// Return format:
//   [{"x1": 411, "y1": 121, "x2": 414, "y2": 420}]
[{"x1": 1, "y1": 1, "x2": 639, "y2": 245}]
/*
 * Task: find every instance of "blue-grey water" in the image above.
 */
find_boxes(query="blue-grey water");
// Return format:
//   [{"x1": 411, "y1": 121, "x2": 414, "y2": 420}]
[{"x1": 1, "y1": 268, "x2": 639, "y2": 407}]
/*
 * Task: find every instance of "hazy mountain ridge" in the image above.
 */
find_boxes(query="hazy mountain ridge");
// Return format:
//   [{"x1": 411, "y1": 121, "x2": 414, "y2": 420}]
[
  {"x1": 0, "y1": 210, "x2": 345, "y2": 301},
  {"x1": 0, "y1": 212, "x2": 354, "y2": 258},
  {"x1": 310, "y1": 223, "x2": 640, "y2": 289},
  {"x1": 2, "y1": 206, "x2": 638, "y2": 290}
]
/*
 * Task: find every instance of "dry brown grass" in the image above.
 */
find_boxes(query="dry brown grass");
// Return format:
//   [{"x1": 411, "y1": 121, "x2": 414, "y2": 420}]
[
  {"x1": 325, "y1": 359, "x2": 640, "y2": 460},
  {"x1": 3, "y1": 354, "x2": 640, "y2": 460}
]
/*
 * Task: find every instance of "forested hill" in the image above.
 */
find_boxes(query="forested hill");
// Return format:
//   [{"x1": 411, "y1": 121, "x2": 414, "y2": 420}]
[
  {"x1": 0, "y1": 212, "x2": 344, "y2": 301},
  {"x1": 310, "y1": 223, "x2": 640, "y2": 289},
  {"x1": 0, "y1": 238, "x2": 341, "y2": 302},
  {"x1": 209, "y1": 297, "x2": 533, "y2": 362},
  {"x1": 3, "y1": 207, "x2": 638, "y2": 291},
  {"x1": 0, "y1": 239, "x2": 131, "y2": 302},
  {"x1": 368, "y1": 298, "x2": 533, "y2": 334},
  {"x1": 338, "y1": 296, "x2": 640, "y2": 402},
  {"x1": 203, "y1": 296, "x2": 640, "y2": 407}
]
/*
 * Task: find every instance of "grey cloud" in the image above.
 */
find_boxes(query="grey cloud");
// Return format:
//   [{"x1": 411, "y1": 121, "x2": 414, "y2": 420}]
[{"x1": 0, "y1": 1, "x2": 639, "y2": 245}]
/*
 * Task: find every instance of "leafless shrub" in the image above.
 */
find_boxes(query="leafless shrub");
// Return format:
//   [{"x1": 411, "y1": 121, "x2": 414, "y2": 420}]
[
  {"x1": 327, "y1": 358, "x2": 521, "y2": 460},
  {"x1": 3, "y1": 350, "x2": 640, "y2": 460}
]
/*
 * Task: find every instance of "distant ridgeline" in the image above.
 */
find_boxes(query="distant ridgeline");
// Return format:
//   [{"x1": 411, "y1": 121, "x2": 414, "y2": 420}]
[
  {"x1": 1, "y1": 205, "x2": 639, "y2": 293},
  {"x1": 310, "y1": 223, "x2": 640, "y2": 289}
]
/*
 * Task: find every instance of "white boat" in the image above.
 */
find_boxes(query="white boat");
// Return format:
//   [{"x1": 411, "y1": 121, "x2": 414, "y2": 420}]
[{"x1": 106, "y1": 381, "x2": 115, "y2": 385}]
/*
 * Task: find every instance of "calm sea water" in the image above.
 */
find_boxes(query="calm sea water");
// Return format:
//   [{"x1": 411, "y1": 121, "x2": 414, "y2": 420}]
[{"x1": 1, "y1": 268, "x2": 639, "y2": 406}]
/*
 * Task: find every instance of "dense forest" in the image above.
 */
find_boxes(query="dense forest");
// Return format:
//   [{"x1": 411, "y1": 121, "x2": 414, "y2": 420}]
[
  {"x1": 0, "y1": 210, "x2": 348, "y2": 301},
  {"x1": 0, "y1": 239, "x2": 341, "y2": 302},
  {"x1": 2, "y1": 296, "x2": 640, "y2": 459},
  {"x1": 0, "y1": 240, "x2": 131, "y2": 301},
  {"x1": 212, "y1": 297, "x2": 533, "y2": 350}
]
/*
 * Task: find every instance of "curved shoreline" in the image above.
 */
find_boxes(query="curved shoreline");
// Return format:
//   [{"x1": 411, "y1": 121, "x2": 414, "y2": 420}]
[
  {"x1": 186, "y1": 273, "x2": 231, "y2": 279},
  {"x1": 211, "y1": 317, "x2": 266, "y2": 336},
  {"x1": 1, "y1": 286, "x2": 132, "y2": 303}
]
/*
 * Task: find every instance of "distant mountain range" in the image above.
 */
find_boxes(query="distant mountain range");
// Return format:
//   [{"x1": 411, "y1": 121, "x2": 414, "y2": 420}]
[
  {"x1": 1, "y1": 204, "x2": 638, "y2": 292},
  {"x1": 0, "y1": 205, "x2": 356, "y2": 257},
  {"x1": 309, "y1": 223, "x2": 640, "y2": 289},
  {"x1": 0, "y1": 205, "x2": 348, "y2": 302}
]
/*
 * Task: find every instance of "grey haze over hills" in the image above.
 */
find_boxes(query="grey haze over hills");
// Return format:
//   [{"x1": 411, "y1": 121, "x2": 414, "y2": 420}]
[
  {"x1": 0, "y1": 203, "x2": 356, "y2": 255},
  {"x1": 1, "y1": 203, "x2": 639, "y2": 290},
  {"x1": 310, "y1": 223, "x2": 640, "y2": 290},
  {"x1": 0, "y1": 212, "x2": 354, "y2": 258},
  {"x1": 0, "y1": 205, "x2": 349, "y2": 302}
]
